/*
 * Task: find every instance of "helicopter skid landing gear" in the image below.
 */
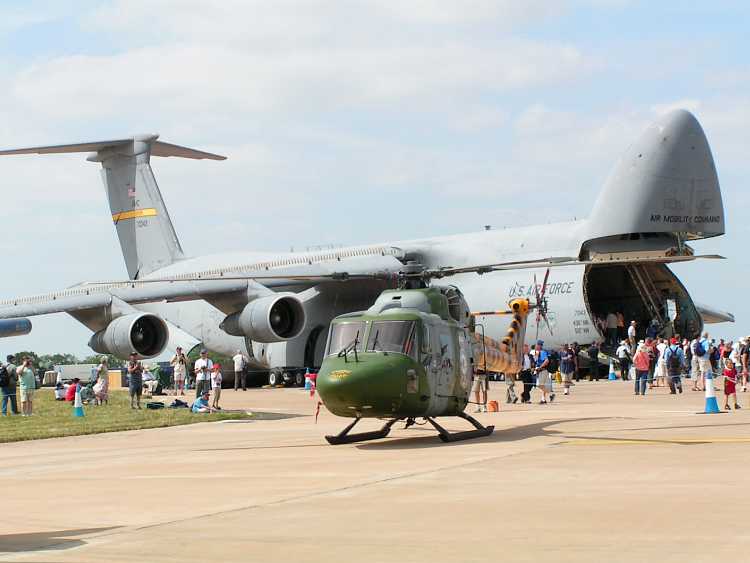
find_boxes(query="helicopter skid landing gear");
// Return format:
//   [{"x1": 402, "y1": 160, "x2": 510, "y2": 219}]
[
  {"x1": 426, "y1": 412, "x2": 494, "y2": 443},
  {"x1": 325, "y1": 417, "x2": 403, "y2": 445}
]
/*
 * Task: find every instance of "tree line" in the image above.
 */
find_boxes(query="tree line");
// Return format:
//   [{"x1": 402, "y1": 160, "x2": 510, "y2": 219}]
[{"x1": 7, "y1": 351, "x2": 125, "y2": 370}]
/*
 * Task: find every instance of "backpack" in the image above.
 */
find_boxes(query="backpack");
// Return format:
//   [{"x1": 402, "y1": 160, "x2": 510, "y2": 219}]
[
  {"x1": 0, "y1": 365, "x2": 8, "y2": 387},
  {"x1": 694, "y1": 340, "x2": 706, "y2": 357},
  {"x1": 667, "y1": 346, "x2": 681, "y2": 373},
  {"x1": 546, "y1": 351, "x2": 560, "y2": 373},
  {"x1": 710, "y1": 346, "x2": 720, "y2": 362}
]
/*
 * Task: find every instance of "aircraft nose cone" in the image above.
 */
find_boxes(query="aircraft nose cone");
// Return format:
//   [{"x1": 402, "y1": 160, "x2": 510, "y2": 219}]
[{"x1": 588, "y1": 108, "x2": 724, "y2": 240}]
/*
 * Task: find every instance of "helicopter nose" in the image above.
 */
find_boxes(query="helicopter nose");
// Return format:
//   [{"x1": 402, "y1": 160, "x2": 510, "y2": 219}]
[{"x1": 317, "y1": 356, "x2": 414, "y2": 417}]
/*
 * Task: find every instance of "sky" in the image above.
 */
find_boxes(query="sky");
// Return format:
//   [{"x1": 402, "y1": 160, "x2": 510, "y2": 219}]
[{"x1": 0, "y1": 0, "x2": 748, "y2": 357}]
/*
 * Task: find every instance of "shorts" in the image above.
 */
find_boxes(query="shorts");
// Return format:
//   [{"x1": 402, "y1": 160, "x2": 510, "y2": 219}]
[
  {"x1": 20, "y1": 388, "x2": 34, "y2": 402},
  {"x1": 656, "y1": 362, "x2": 668, "y2": 378},
  {"x1": 536, "y1": 370, "x2": 551, "y2": 388},
  {"x1": 560, "y1": 371, "x2": 573, "y2": 383},
  {"x1": 129, "y1": 385, "x2": 142, "y2": 398},
  {"x1": 471, "y1": 375, "x2": 487, "y2": 393},
  {"x1": 698, "y1": 358, "x2": 712, "y2": 376}
]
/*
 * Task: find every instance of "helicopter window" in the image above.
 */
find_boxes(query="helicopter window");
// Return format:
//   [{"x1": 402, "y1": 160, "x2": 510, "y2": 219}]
[
  {"x1": 366, "y1": 321, "x2": 417, "y2": 358},
  {"x1": 327, "y1": 322, "x2": 365, "y2": 356}
]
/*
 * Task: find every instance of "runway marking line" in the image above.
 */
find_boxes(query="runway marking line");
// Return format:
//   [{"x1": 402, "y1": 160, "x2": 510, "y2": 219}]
[{"x1": 562, "y1": 437, "x2": 750, "y2": 446}]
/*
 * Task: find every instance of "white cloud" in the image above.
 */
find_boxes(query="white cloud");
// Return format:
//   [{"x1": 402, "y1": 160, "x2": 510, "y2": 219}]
[{"x1": 2, "y1": 1, "x2": 749, "y2": 355}]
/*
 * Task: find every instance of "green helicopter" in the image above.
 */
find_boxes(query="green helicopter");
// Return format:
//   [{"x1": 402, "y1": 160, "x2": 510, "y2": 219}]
[{"x1": 316, "y1": 274, "x2": 532, "y2": 445}]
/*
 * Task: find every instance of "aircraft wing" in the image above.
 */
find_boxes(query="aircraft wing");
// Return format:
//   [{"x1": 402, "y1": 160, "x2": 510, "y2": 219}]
[
  {"x1": 0, "y1": 255, "x2": 404, "y2": 320},
  {"x1": 0, "y1": 279, "x2": 252, "y2": 319},
  {"x1": 695, "y1": 303, "x2": 735, "y2": 324}
]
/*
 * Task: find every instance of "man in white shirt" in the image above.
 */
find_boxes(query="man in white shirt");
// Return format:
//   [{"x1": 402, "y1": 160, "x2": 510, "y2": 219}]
[
  {"x1": 194, "y1": 349, "x2": 213, "y2": 398},
  {"x1": 655, "y1": 338, "x2": 668, "y2": 387},
  {"x1": 627, "y1": 321, "x2": 637, "y2": 352},
  {"x1": 616, "y1": 340, "x2": 632, "y2": 380},
  {"x1": 233, "y1": 350, "x2": 249, "y2": 391},
  {"x1": 170, "y1": 346, "x2": 187, "y2": 395}
]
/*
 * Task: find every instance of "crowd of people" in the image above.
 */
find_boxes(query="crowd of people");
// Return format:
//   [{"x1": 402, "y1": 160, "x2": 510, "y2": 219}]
[
  {"x1": 490, "y1": 328, "x2": 750, "y2": 411},
  {"x1": 0, "y1": 347, "x2": 252, "y2": 416},
  {"x1": 618, "y1": 331, "x2": 750, "y2": 409}
]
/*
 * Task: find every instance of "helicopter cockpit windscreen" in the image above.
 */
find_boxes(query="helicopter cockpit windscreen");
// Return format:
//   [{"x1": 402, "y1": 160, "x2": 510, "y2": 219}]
[
  {"x1": 327, "y1": 322, "x2": 365, "y2": 356},
  {"x1": 366, "y1": 321, "x2": 417, "y2": 359}
]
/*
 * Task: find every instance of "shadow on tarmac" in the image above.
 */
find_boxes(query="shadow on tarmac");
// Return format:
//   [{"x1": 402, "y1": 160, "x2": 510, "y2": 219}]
[
  {"x1": 356, "y1": 417, "x2": 611, "y2": 450},
  {"x1": 0, "y1": 527, "x2": 120, "y2": 553}
]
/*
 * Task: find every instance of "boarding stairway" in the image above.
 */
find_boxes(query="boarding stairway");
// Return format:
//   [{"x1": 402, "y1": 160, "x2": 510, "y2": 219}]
[{"x1": 626, "y1": 264, "x2": 665, "y2": 326}]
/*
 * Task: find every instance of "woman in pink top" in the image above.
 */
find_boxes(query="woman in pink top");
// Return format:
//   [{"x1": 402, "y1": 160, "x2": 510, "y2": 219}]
[{"x1": 633, "y1": 343, "x2": 651, "y2": 396}]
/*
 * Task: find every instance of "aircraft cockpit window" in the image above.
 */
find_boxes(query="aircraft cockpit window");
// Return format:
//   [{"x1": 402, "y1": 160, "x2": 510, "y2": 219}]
[
  {"x1": 366, "y1": 321, "x2": 417, "y2": 359},
  {"x1": 327, "y1": 322, "x2": 365, "y2": 356}
]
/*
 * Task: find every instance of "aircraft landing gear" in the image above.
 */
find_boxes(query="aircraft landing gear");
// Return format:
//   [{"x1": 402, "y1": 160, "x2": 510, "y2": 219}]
[
  {"x1": 425, "y1": 412, "x2": 494, "y2": 443},
  {"x1": 324, "y1": 413, "x2": 494, "y2": 445},
  {"x1": 325, "y1": 417, "x2": 403, "y2": 445}
]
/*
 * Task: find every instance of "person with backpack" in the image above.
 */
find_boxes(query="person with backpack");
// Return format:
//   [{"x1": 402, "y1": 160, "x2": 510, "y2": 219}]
[
  {"x1": 663, "y1": 338, "x2": 685, "y2": 394},
  {"x1": 710, "y1": 339, "x2": 721, "y2": 375},
  {"x1": 0, "y1": 354, "x2": 19, "y2": 416},
  {"x1": 560, "y1": 343, "x2": 576, "y2": 396}
]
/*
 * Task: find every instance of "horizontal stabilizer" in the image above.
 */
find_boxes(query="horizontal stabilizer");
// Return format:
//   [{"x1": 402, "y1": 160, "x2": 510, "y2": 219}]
[
  {"x1": 695, "y1": 303, "x2": 735, "y2": 324},
  {"x1": 0, "y1": 135, "x2": 226, "y2": 160}
]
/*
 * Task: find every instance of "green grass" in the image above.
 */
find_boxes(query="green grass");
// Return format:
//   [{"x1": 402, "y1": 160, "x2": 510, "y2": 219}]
[{"x1": 0, "y1": 389, "x2": 254, "y2": 443}]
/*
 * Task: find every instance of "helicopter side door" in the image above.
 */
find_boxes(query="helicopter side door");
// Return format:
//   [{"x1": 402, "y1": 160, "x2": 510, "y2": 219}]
[
  {"x1": 455, "y1": 329, "x2": 473, "y2": 403},
  {"x1": 436, "y1": 328, "x2": 455, "y2": 401}
]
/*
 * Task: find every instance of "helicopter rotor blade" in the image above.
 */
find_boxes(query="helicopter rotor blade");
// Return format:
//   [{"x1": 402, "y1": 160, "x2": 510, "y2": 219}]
[
  {"x1": 539, "y1": 268, "x2": 551, "y2": 303},
  {"x1": 82, "y1": 272, "x2": 389, "y2": 285}
]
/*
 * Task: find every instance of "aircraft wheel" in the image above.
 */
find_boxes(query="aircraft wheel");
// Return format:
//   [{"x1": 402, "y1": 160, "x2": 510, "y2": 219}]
[{"x1": 268, "y1": 370, "x2": 283, "y2": 387}]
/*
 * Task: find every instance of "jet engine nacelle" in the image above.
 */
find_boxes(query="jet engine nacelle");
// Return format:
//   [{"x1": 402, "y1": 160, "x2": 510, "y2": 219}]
[
  {"x1": 220, "y1": 294, "x2": 306, "y2": 343},
  {"x1": 88, "y1": 313, "x2": 169, "y2": 359},
  {"x1": 0, "y1": 318, "x2": 32, "y2": 338}
]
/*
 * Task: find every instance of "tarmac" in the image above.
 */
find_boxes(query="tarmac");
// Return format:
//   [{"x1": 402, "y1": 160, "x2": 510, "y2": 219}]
[{"x1": 2, "y1": 379, "x2": 749, "y2": 563}]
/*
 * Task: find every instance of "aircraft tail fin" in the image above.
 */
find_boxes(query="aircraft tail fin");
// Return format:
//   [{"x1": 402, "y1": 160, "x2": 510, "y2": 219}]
[
  {"x1": 586, "y1": 109, "x2": 724, "y2": 243},
  {"x1": 0, "y1": 135, "x2": 226, "y2": 279}
]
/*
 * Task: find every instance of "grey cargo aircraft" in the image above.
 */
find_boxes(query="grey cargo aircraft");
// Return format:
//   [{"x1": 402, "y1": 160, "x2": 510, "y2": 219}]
[{"x1": 0, "y1": 110, "x2": 732, "y2": 384}]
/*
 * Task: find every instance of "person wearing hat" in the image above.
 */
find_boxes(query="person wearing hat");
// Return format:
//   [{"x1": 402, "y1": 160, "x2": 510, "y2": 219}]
[
  {"x1": 194, "y1": 349, "x2": 213, "y2": 398},
  {"x1": 192, "y1": 389, "x2": 213, "y2": 413}
]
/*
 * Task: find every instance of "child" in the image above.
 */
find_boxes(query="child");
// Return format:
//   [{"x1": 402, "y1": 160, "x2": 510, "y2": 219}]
[
  {"x1": 211, "y1": 363, "x2": 222, "y2": 410},
  {"x1": 723, "y1": 360, "x2": 741, "y2": 411},
  {"x1": 192, "y1": 390, "x2": 212, "y2": 413}
]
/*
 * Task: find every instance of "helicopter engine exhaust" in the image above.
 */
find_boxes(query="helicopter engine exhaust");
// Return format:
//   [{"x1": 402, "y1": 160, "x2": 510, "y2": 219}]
[{"x1": 220, "y1": 294, "x2": 306, "y2": 343}]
